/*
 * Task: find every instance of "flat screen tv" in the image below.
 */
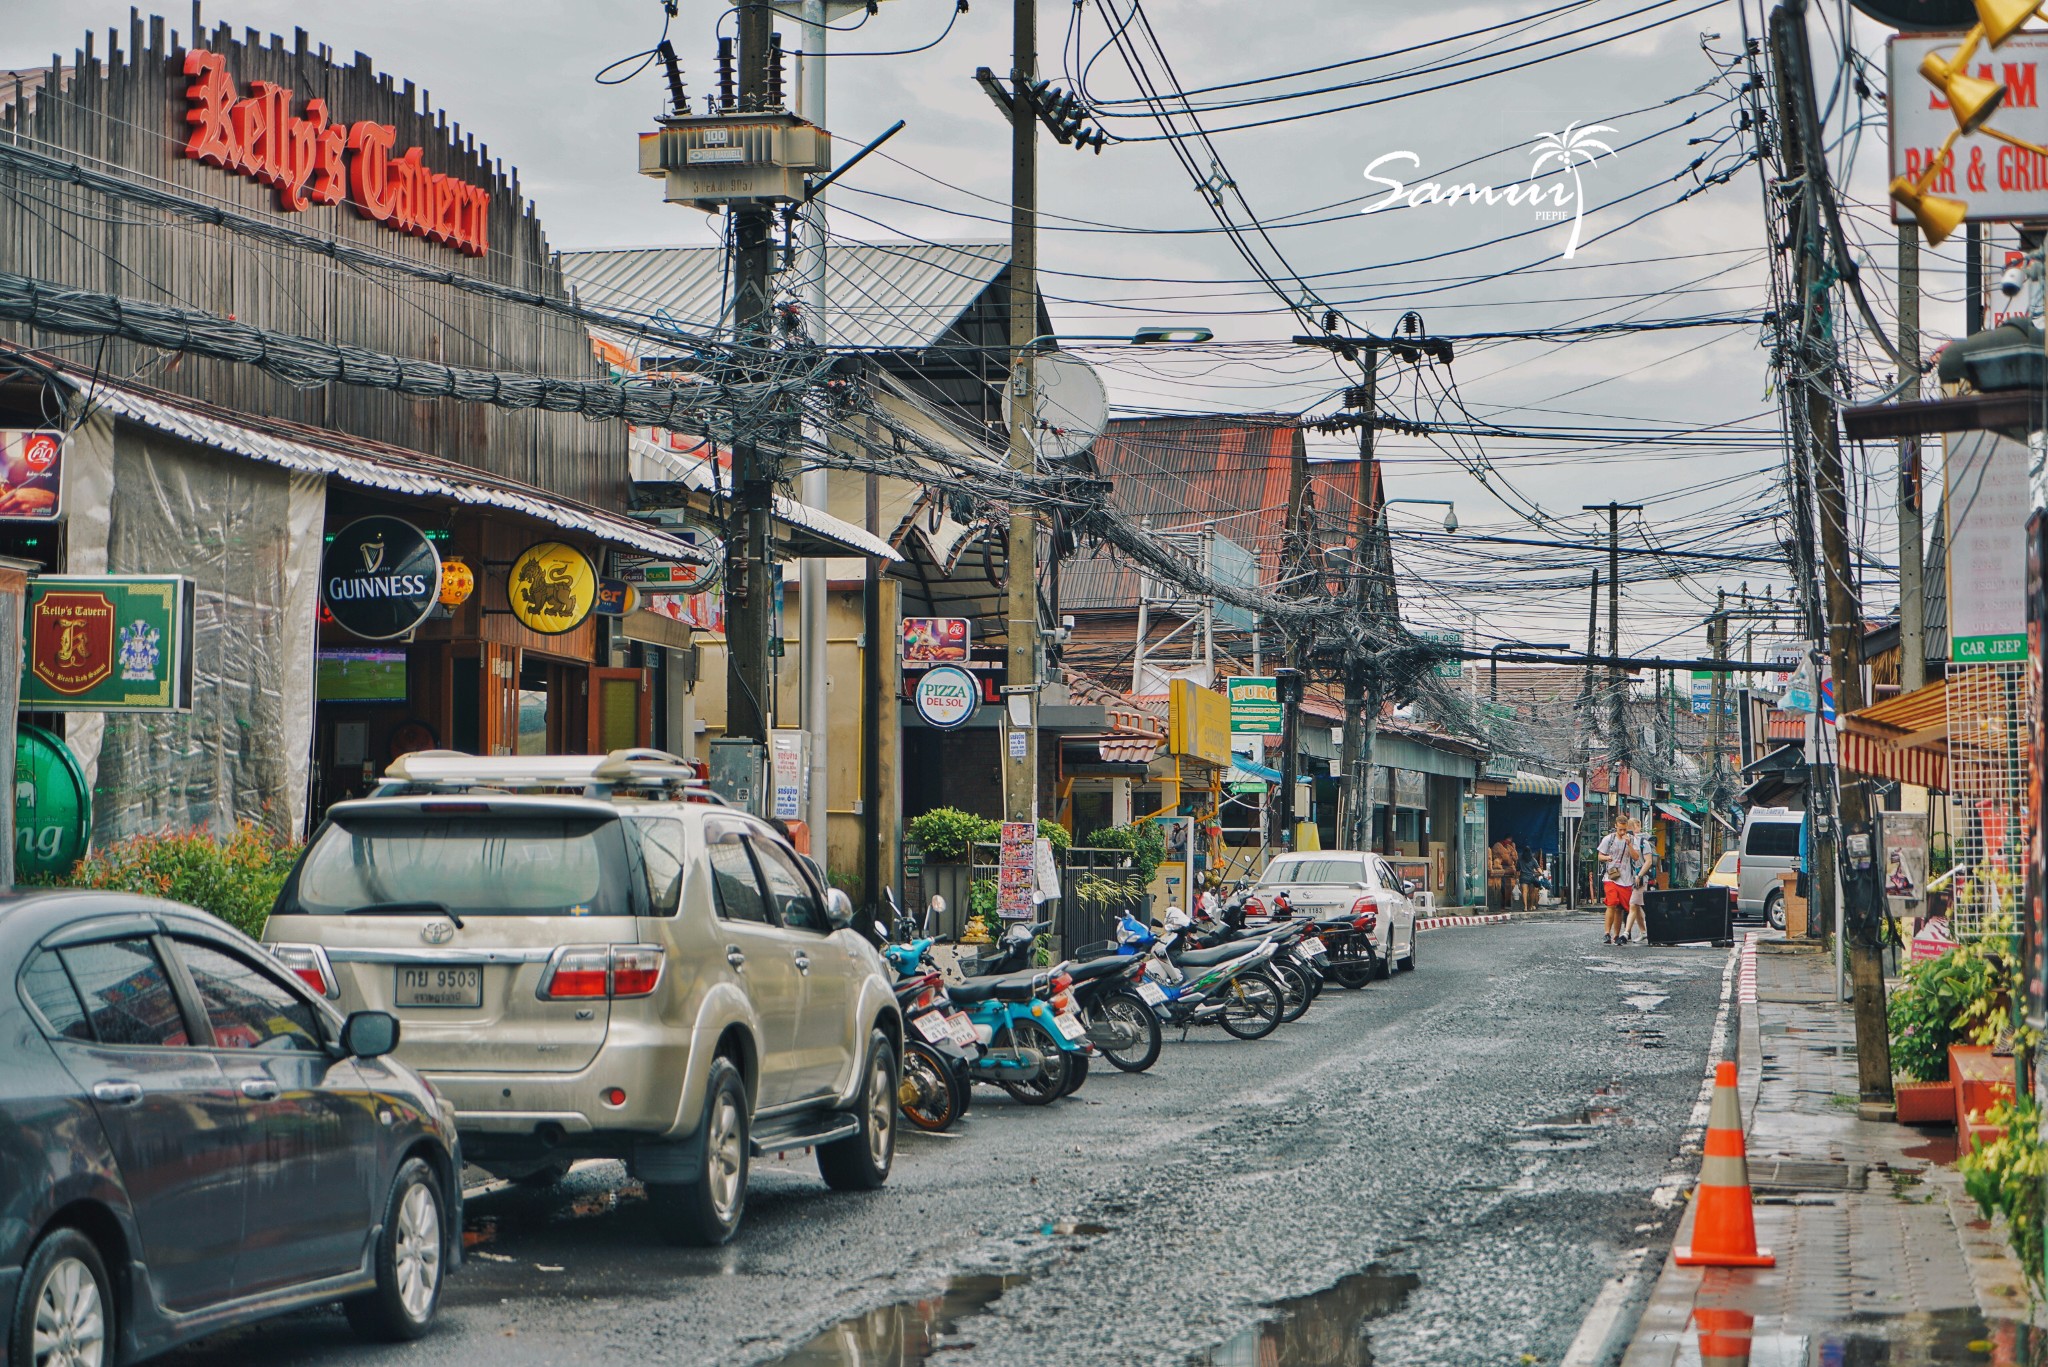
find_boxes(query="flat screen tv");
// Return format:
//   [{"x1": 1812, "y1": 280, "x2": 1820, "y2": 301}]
[{"x1": 317, "y1": 648, "x2": 408, "y2": 704}]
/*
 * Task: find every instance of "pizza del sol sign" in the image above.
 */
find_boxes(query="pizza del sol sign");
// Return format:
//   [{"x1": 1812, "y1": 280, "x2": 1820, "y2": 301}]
[
  {"x1": 914, "y1": 665, "x2": 980, "y2": 730},
  {"x1": 322, "y1": 516, "x2": 442, "y2": 640}
]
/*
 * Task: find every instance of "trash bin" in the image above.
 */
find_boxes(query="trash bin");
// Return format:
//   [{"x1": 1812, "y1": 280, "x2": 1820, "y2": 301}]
[{"x1": 1643, "y1": 887, "x2": 1733, "y2": 946}]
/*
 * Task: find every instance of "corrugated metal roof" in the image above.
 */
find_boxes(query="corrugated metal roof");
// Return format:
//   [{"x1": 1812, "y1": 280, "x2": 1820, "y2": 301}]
[
  {"x1": 84, "y1": 381, "x2": 710, "y2": 563},
  {"x1": 1063, "y1": 415, "x2": 1347, "y2": 612},
  {"x1": 560, "y1": 241, "x2": 1010, "y2": 353}
]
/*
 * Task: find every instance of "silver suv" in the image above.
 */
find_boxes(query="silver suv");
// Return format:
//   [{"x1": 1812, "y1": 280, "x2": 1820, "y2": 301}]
[
  {"x1": 262, "y1": 750, "x2": 902, "y2": 1246},
  {"x1": 1735, "y1": 806, "x2": 1803, "y2": 931}
]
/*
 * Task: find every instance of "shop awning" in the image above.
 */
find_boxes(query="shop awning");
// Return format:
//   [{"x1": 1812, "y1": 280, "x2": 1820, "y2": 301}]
[
  {"x1": 1655, "y1": 801, "x2": 1700, "y2": 829},
  {"x1": 1231, "y1": 754, "x2": 1282, "y2": 784},
  {"x1": 1507, "y1": 772, "x2": 1563, "y2": 796},
  {"x1": 86, "y1": 380, "x2": 714, "y2": 563},
  {"x1": 630, "y1": 436, "x2": 900, "y2": 561},
  {"x1": 1840, "y1": 676, "x2": 1949, "y2": 791}
]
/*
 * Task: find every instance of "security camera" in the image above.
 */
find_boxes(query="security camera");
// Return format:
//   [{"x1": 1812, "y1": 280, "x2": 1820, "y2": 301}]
[{"x1": 2000, "y1": 264, "x2": 2025, "y2": 299}]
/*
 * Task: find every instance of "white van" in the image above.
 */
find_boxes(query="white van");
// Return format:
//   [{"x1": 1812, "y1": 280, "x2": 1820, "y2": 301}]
[{"x1": 1735, "y1": 807, "x2": 1803, "y2": 930}]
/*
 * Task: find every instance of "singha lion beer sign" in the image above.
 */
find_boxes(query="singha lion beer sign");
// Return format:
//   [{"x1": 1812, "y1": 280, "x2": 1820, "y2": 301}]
[
  {"x1": 22, "y1": 577, "x2": 196, "y2": 712},
  {"x1": 509, "y1": 542, "x2": 597, "y2": 635}
]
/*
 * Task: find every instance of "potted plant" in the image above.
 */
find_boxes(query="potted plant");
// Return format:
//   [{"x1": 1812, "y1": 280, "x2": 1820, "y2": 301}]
[{"x1": 1887, "y1": 943, "x2": 2003, "y2": 1126}]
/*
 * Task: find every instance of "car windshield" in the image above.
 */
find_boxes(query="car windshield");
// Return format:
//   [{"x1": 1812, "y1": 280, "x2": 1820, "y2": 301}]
[
  {"x1": 1262, "y1": 857, "x2": 1369, "y2": 886},
  {"x1": 283, "y1": 814, "x2": 631, "y2": 917}
]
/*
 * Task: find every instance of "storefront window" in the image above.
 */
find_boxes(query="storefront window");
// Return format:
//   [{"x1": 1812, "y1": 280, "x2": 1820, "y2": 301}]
[{"x1": 518, "y1": 658, "x2": 550, "y2": 756}]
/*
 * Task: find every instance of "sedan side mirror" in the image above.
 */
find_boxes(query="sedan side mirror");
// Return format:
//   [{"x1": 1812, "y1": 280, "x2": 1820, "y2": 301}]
[
  {"x1": 825, "y1": 887, "x2": 855, "y2": 930},
  {"x1": 1401, "y1": 879, "x2": 1418, "y2": 896},
  {"x1": 340, "y1": 1010, "x2": 400, "y2": 1060}
]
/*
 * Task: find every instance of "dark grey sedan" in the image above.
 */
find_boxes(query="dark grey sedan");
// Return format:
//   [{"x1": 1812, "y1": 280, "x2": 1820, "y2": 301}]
[{"x1": 0, "y1": 891, "x2": 461, "y2": 1366}]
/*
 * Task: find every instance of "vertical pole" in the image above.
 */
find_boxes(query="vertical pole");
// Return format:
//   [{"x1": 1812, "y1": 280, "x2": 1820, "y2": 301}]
[
  {"x1": 1340, "y1": 350, "x2": 1378, "y2": 850},
  {"x1": 1273, "y1": 407, "x2": 1310, "y2": 851},
  {"x1": 1607, "y1": 504, "x2": 1624, "y2": 789},
  {"x1": 798, "y1": 0, "x2": 831, "y2": 858},
  {"x1": 1002, "y1": 0, "x2": 1040, "y2": 829},
  {"x1": 1898, "y1": 223, "x2": 1927, "y2": 693},
  {"x1": 862, "y1": 448, "x2": 884, "y2": 914},
  {"x1": 1709, "y1": 591, "x2": 1728, "y2": 864},
  {"x1": 1966, "y1": 221, "x2": 1985, "y2": 335},
  {"x1": 1276, "y1": 668, "x2": 1302, "y2": 850},
  {"x1": 725, "y1": 0, "x2": 778, "y2": 754}
]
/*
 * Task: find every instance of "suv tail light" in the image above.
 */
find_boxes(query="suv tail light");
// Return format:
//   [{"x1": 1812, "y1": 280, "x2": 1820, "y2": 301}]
[
  {"x1": 538, "y1": 945, "x2": 665, "y2": 1000},
  {"x1": 268, "y1": 943, "x2": 338, "y2": 999}
]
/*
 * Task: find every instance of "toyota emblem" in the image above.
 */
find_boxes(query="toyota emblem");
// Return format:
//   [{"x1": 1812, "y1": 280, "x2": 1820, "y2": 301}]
[{"x1": 420, "y1": 920, "x2": 457, "y2": 945}]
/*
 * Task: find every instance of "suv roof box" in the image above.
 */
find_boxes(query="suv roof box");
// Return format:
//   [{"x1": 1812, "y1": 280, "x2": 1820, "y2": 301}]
[{"x1": 376, "y1": 749, "x2": 724, "y2": 803}]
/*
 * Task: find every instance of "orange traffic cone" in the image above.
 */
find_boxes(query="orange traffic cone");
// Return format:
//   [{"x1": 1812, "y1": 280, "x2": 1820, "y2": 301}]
[
  {"x1": 1674, "y1": 1060, "x2": 1775, "y2": 1267},
  {"x1": 1693, "y1": 1308, "x2": 1754, "y2": 1366}
]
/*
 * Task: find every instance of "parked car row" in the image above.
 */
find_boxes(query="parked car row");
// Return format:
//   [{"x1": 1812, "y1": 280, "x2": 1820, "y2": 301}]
[{"x1": 4, "y1": 750, "x2": 901, "y2": 1366}]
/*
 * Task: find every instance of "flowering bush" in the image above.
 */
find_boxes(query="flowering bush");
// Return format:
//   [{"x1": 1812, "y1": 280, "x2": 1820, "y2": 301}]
[
  {"x1": 50, "y1": 824, "x2": 302, "y2": 939},
  {"x1": 1886, "y1": 941, "x2": 2006, "y2": 1082},
  {"x1": 1962, "y1": 1092, "x2": 2046, "y2": 1294}
]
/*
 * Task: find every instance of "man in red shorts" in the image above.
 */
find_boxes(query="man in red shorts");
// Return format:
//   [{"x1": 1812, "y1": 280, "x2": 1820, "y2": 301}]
[{"x1": 1596, "y1": 813, "x2": 1638, "y2": 945}]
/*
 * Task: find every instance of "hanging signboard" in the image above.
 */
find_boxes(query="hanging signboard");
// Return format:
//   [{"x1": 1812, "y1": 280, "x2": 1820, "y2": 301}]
[
  {"x1": 1168, "y1": 678, "x2": 1232, "y2": 766},
  {"x1": 901, "y1": 616, "x2": 970, "y2": 665},
  {"x1": 1227, "y1": 675, "x2": 1283, "y2": 734},
  {"x1": 15, "y1": 724, "x2": 91, "y2": 877},
  {"x1": 0, "y1": 430, "x2": 63, "y2": 521},
  {"x1": 508, "y1": 541, "x2": 598, "y2": 635},
  {"x1": 1879, "y1": 810, "x2": 1930, "y2": 918},
  {"x1": 997, "y1": 820, "x2": 1036, "y2": 919},
  {"x1": 22, "y1": 576, "x2": 195, "y2": 711},
  {"x1": 321, "y1": 516, "x2": 441, "y2": 641},
  {"x1": 1690, "y1": 672, "x2": 1712, "y2": 715},
  {"x1": 1947, "y1": 430, "x2": 2028, "y2": 664},
  {"x1": 594, "y1": 579, "x2": 635, "y2": 616},
  {"x1": 771, "y1": 730, "x2": 805, "y2": 822},
  {"x1": 1888, "y1": 33, "x2": 2048, "y2": 224},
  {"x1": 614, "y1": 551, "x2": 719, "y2": 593},
  {"x1": 913, "y1": 665, "x2": 979, "y2": 730},
  {"x1": 1420, "y1": 629, "x2": 1465, "y2": 679}
]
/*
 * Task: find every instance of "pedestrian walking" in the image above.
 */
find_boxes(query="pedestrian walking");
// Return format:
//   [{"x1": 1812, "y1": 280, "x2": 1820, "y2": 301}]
[
  {"x1": 1623, "y1": 821, "x2": 1650, "y2": 945},
  {"x1": 1596, "y1": 815, "x2": 1638, "y2": 945},
  {"x1": 1517, "y1": 843, "x2": 1542, "y2": 912},
  {"x1": 1491, "y1": 835, "x2": 1518, "y2": 911}
]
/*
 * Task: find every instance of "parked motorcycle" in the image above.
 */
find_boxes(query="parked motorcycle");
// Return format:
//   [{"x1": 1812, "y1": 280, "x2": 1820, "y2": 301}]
[
  {"x1": 1113, "y1": 913, "x2": 1285, "y2": 1040},
  {"x1": 889, "y1": 965, "x2": 975, "y2": 1132}
]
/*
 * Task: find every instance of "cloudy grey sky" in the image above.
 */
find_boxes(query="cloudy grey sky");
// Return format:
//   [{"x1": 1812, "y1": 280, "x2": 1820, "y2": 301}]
[{"x1": 5, "y1": 0, "x2": 1955, "y2": 668}]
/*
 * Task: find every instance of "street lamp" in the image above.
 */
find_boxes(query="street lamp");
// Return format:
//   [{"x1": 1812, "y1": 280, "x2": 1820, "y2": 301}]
[
  {"x1": 1489, "y1": 640, "x2": 1573, "y2": 700},
  {"x1": 1382, "y1": 497, "x2": 1458, "y2": 533}
]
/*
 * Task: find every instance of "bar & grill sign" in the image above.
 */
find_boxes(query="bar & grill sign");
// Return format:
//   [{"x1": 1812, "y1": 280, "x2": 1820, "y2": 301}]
[{"x1": 22, "y1": 576, "x2": 195, "y2": 711}]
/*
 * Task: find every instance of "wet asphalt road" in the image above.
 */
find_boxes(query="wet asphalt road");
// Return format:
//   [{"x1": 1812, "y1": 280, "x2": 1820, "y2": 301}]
[{"x1": 161, "y1": 914, "x2": 1735, "y2": 1367}]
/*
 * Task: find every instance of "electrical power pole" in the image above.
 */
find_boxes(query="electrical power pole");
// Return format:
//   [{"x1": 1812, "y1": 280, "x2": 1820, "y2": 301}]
[
  {"x1": 1586, "y1": 503, "x2": 1642, "y2": 804},
  {"x1": 725, "y1": 0, "x2": 780, "y2": 753},
  {"x1": 1001, "y1": 0, "x2": 1040, "y2": 828},
  {"x1": 798, "y1": 0, "x2": 832, "y2": 855},
  {"x1": 1709, "y1": 590, "x2": 1729, "y2": 864},
  {"x1": 1273, "y1": 412, "x2": 1311, "y2": 851},
  {"x1": 1897, "y1": 222, "x2": 1927, "y2": 693},
  {"x1": 1339, "y1": 351, "x2": 1379, "y2": 850}
]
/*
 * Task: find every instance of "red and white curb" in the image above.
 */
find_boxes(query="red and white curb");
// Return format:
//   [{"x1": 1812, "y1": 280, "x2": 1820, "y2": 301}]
[
  {"x1": 1738, "y1": 930, "x2": 1759, "y2": 1005},
  {"x1": 1415, "y1": 913, "x2": 1516, "y2": 931}
]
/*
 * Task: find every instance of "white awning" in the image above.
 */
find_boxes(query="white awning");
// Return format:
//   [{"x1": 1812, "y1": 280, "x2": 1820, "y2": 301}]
[
  {"x1": 86, "y1": 381, "x2": 712, "y2": 563},
  {"x1": 1507, "y1": 772, "x2": 1564, "y2": 796}
]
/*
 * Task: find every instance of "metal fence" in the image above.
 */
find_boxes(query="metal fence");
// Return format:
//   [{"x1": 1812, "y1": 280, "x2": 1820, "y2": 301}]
[{"x1": 905, "y1": 842, "x2": 1152, "y2": 952}]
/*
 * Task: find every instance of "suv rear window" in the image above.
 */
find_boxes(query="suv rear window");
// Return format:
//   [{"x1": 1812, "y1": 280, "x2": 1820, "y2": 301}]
[
  {"x1": 281, "y1": 814, "x2": 634, "y2": 918},
  {"x1": 1744, "y1": 820, "x2": 1802, "y2": 859},
  {"x1": 1263, "y1": 857, "x2": 1370, "y2": 886}
]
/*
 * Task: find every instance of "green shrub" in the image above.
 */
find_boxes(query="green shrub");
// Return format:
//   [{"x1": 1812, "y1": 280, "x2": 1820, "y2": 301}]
[
  {"x1": 1963, "y1": 1092, "x2": 2046, "y2": 1293},
  {"x1": 1082, "y1": 822, "x2": 1167, "y2": 883},
  {"x1": 1037, "y1": 819, "x2": 1071, "y2": 855},
  {"x1": 52, "y1": 823, "x2": 301, "y2": 939},
  {"x1": 1888, "y1": 944, "x2": 2004, "y2": 1082},
  {"x1": 906, "y1": 807, "x2": 1000, "y2": 863}
]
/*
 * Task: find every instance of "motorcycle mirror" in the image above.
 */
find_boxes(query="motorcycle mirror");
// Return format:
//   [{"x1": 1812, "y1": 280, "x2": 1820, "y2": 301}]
[{"x1": 873, "y1": 920, "x2": 890, "y2": 941}]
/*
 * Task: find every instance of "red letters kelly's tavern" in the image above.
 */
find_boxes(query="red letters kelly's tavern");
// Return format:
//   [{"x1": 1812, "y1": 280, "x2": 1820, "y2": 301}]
[{"x1": 182, "y1": 50, "x2": 490, "y2": 257}]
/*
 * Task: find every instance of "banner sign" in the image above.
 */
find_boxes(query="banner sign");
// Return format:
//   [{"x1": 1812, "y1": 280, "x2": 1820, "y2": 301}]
[
  {"x1": 1948, "y1": 430, "x2": 2028, "y2": 663},
  {"x1": 321, "y1": 516, "x2": 440, "y2": 640},
  {"x1": 902, "y1": 616, "x2": 970, "y2": 665},
  {"x1": 1227, "y1": 675, "x2": 1283, "y2": 734},
  {"x1": 1690, "y1": 672, "x2": 1712, "y2": 715},
  {"x1": 614, "y1": 551, "x2": 718, "y2": 593},
  {"x1": 508, "y1": 541, "x2": 597, "y2": 636},
  {"x1": 772, "y1": 731, "x2": 805, "y2": 822},
  {"x1": 1421, "y1": 629, "x2": 1465, "y2": 678},
  {"x1": 0, "y1": 430, "x2": 63, "y2": 521},
  {"x1": 913, "y1": 665, "x2": 979, "y2": 729},
  {"x1": 23, "y1": 576, "x2": 195, "y2": 712},
  {"x1": 1888, "y1": 33, "x2": 2048, "y2": 224},
  {"x1": 182, "y1": 48, "x2": 492, "y2": 255},
  {"x1": 997, "y1": 820, "x2": 1036, "y2": 919},
  {"x1": 1880, "y1": 810, "x2": 1930, "y2": 917},
  {"x1": 1168, "y1": 678, "x2": 1232, "y2": 766}
]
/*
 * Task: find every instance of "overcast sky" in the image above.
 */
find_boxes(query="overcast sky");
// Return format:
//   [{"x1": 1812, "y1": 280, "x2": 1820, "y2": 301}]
[{"x1": 5, "y1": 0, "x2": 1962, "y2": 670}]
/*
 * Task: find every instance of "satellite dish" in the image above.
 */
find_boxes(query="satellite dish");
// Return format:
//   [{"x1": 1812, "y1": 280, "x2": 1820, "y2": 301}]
[
  {"x1": 1005, "y1": 352, "x2": 1109, "y2": 461},
  {"x1": 1845, "y1": 0, "x2": 1974, "y2": 28}
]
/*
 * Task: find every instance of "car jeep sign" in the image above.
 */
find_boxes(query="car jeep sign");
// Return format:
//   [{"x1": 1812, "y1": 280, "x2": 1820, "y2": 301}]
[{"x1": 914, "y1": 665, "x2": 979, "y2": 730}]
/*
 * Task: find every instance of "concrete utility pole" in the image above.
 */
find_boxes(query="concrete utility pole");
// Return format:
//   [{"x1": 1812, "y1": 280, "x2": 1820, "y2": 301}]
[
  {"x1": 1586, "y1": 503, "x2": 1642, "y2": 800},
  {"x1": 1339, "y1": 350, "x2": 1379, "y2": 850},
  {"x1": 1769, "y1": 0, "x2": 1890, "y2": 1102},
  {"x1": 1001, "y1": 0, "x2": 1040, "y2": 827},
  {"x1": 1273, "y1": 415, "x2": 1311, "y2": 850},
  {"x1": 725, "y1": 0, "x2": 780, "y2": 750},
  {"x1": 1708, "y1": 590, "x2": 1728, "y2": 864},
  {"x1": 1897, "y1": 223, "x2": 1927, "y2": 693},
  {"x1": 797, "y1": 0, "x2": 831, "y2": 855}
]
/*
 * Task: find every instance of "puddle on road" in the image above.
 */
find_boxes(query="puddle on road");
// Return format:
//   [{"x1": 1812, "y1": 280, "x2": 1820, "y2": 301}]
[
  {"x1": 1040, "y1": 1219, "x2": 1111, "y2": 1237},
  {"x1": 1187, "y1": 1266, "x2": 1420, "y2": 1367},
  {"x1": 1695, "y1": 1306, "x2": 2048, "y2": 1364},
  {"x1": 762, "y1": 1273, "x2": 1028, "y2": 1366},
  {"x1": 1904, "y1": 1132, "x2": 1962, "y2": 1166}
]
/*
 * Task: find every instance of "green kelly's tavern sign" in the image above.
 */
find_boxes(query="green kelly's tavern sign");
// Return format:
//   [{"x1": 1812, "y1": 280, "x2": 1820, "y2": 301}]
[{"x1": 22, "y1": 576, "x2": 196, "y2": 711}]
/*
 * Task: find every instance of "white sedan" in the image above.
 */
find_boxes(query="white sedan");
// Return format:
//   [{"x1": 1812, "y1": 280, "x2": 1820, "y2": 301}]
[{"x1": 1238, "y1": 850, "x2": 1420, "y2": 978}]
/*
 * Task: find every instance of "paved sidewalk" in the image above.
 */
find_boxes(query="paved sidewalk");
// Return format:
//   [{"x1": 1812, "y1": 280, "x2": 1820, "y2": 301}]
[{"x1": 1619, "y1": 937, "x2": 2043, "y2": 1365}]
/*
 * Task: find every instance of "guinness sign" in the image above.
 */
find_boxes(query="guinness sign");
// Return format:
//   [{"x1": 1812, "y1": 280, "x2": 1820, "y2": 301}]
[{"x1": 322, "y1": 516, "x2": 441, "y2": 640}]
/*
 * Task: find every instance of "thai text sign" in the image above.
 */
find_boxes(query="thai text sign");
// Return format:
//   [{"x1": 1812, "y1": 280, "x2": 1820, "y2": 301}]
[
  {"x1": 182, "y1": 49, "x2": 491, "y2": 255},
  {"x1": 23, "y1": 576, "x2": 194, "y2": 712},
  {"x1": 1168, "y1": 678, "x2": 1232, "y2": 766},
  {"x1": 1227, "y1": 676, "x2": 1283, "y2": 735},
  {"x1": 1889, "y1": 34, "x2": 2048, "y2": 222},
  {"x1": 1947, "y1": 431, "x2": 2028, "y2": 663}
]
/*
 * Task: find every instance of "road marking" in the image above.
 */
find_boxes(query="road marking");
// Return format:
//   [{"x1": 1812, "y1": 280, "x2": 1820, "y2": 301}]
[
  {"x1": 1558, "y1": 1246, "x2": 1648, "y2": 1367},
  {"x1": 1738, "y1": 930, "x2": 1759, "y2": 1004}
]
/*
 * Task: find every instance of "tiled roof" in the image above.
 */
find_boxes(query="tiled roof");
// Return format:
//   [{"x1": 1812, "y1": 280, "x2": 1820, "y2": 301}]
[{"x1": 559, "y1": 241, "x2": 1009, "y2": 354}]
